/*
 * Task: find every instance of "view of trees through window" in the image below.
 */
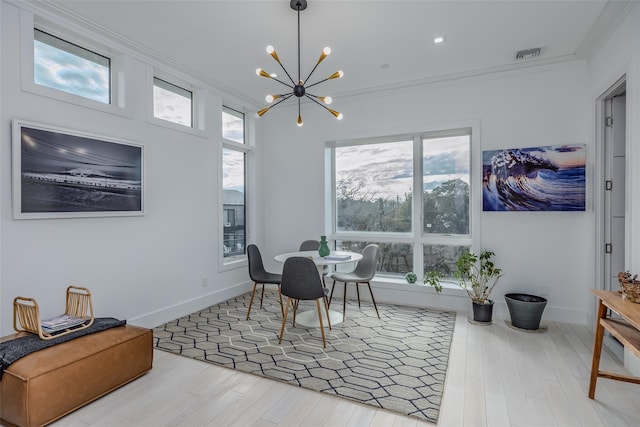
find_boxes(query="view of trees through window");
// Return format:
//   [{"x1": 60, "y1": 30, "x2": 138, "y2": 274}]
[{"x1": 334, "y1": 132, "x2": 471, "y2": 278}]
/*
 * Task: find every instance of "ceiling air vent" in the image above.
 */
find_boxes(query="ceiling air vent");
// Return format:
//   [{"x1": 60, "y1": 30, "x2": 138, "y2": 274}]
[{"x1": 515, "y1": 47, "x2": 543, "y2": 60}]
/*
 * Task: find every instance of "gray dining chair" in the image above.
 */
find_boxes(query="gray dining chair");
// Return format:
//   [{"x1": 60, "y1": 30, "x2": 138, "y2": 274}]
[
  {"x1": 278, "y1": 257, "x2": 332, "y2": 348},
  {"x1": 299, "y1": 239, "x2": 330, "y2": 286},
  {"x1": 299, "y1": 239, "x2": 320, "y2": 251},
  {"x1": 246, "y1": 244, "x2": 284, "y2": 320},
  {"x1": 329, "y1": 244, "x2": 381, "y2": 320}
]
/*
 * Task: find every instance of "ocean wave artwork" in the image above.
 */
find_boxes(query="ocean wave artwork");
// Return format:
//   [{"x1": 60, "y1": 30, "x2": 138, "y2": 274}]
[{"x1": 482, "y1": 144, "x2": 586, "y2": 212}]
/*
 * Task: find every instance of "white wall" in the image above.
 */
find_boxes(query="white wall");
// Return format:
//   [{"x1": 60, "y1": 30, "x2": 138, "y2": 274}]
[
  {"x1": 0, "y1": 2, "x2": 253, "y2": 335},
  {"x1": 261, "y1": 61, "x2": 593, "y2": 324},
  {"x1": 587, "y1": 2, "x2": 640, "y2": 374}
]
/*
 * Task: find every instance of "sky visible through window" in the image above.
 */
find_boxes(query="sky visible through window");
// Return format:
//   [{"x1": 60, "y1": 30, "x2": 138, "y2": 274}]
[
  {"x1": 34, "y1": 38, "x2": 109, "y2": 103},
  {"x1": 335, "y1": 135, "x2": 469, "y2": 201},
  {"x1": 223, "y1": 149, "x2": 244, "y2": 193},
  {"x1": 222, "y1": 109, "x2": 244, "y2": 144},
  {"x1": 153, "y1": 79, "x2": 192, "y2": 127}
]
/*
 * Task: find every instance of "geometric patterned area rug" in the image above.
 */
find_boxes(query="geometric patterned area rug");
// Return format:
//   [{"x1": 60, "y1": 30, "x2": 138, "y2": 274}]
[{"x1": 153, "y1": 291, "x2": 456, "y2": 423}]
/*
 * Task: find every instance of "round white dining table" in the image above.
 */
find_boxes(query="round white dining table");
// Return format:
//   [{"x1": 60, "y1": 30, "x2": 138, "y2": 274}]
[{"x1": 274, "y1": 250, "x2": 362, "y2": 327}]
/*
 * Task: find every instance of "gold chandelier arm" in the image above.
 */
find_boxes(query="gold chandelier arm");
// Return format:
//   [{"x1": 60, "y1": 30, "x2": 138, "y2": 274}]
[
  {"x1": 303, "y1": 47, "x2": 331, "y2": 86},
  {"x1": 305, "y1": 94, "x2": 343, "y2": 120},
  {"x1": 305, "y1": 93, "x2": 331, "y2": 105},
  {"x1": 305, "y1": 70, "x2": 343, "y2": 90},
  {"x1": 256, "y1": 68, "x2": 294, "y2": 89},
  {"x1": 257, "y1": 94, "x2": 295, "y2": 116}
]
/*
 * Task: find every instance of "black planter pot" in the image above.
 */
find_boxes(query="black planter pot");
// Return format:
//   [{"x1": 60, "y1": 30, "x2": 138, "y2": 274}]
[
  {"x1": 505, "y1": 293, "x2": 547, "y2": 330},
  {"x1": 472, "y1": 300, "x2": 494, "y2": 323}
]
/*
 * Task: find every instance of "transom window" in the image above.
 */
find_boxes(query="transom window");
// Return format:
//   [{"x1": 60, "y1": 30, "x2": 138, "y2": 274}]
[
  {"x1": 330, "y1": 129, "x2": 472, "y2": 280},
  {"x1": 222, "y1": 107, "x2": 245, "y2": 144},
  {"x1": 33, "y1": 28, "x2": 110, "y2": 104},
  {"x1": 153, "y1": 77, "x2": 193, "y2": 127}
]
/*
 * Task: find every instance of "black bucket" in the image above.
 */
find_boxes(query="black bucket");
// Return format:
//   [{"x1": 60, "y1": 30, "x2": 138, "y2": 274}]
[{"x1": 505, "y1": 293, "x2": 547, "y2": 330}]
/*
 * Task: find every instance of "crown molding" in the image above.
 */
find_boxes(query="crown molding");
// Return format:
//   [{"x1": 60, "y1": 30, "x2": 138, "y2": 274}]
[{"x1": 576, "y1": 0, "x2": 638, "y2": 59}]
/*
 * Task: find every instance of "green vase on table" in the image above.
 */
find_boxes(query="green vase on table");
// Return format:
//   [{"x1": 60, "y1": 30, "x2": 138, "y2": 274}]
[{"x1": 318, "y1": 236, "x2": 330, "y2": 257}]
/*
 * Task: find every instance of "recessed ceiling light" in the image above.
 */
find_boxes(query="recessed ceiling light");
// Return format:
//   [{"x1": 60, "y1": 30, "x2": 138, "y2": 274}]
[{"x1": 434, "y1": 36, "x2": 445, "y2": 44}]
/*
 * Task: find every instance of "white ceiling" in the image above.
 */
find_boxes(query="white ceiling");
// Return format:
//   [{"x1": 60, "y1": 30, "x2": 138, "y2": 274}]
[{"x1": 47, "y1": 0, "x2": 629, "y2": 108}]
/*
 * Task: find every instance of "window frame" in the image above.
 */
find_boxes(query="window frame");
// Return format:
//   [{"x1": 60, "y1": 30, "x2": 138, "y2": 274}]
[
  {"x1": 220, "y1": 105, "x2": 252, "y2": 271},
  {"x1": 20, "y1": 11, "x2": 127, "y2": 116},
  {"x1": 326, "y1": 123, "x2": 480, "y2": 282},
  {"x1": 152, "y1": 76, "x2": 194, "y2": 128},
  {"x1": 147, "y1": 67, "x2": 206, "y2": 136}
]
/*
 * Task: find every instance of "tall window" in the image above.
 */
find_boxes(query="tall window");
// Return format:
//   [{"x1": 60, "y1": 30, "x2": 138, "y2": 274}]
[
  {"x1": 33, "y1": 29, "x2": 110, "y2": 103},
  {"x1": 331, "y1": 130, "x2": 472, "y2": 279},
  {"x1": 153, "y1": 77, "x2": 192, "y2": 127},
  {"x1": 222, "y1": 107, "x2": 246, "y2": 259},
  {"x1": 422, "y1": 134, "x2": 471, "y2": 276}
]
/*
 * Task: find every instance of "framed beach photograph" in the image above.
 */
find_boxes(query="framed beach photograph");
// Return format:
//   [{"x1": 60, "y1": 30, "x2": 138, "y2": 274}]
[
  {"x1": 482, "y1": 144, "x2": 586, "y2": 212},
  {"x1": 12, "y1": 120, "x2": 144, "y2": 219}
]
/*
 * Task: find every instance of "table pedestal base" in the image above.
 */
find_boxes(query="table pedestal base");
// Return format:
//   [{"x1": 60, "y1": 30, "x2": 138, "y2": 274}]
[{"x1": 295, "y1": 309, "x2": 344, "y2": 328}]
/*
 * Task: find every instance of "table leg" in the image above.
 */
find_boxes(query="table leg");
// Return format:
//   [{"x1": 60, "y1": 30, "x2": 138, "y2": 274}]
[{"x1": 588, "y1": 298, "x2": 607, "y2": 399}]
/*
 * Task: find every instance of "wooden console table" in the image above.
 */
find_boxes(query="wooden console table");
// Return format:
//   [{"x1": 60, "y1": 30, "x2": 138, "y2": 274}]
[{"x1": 589, "y1": 289, "x2": 640, "y2": 398}]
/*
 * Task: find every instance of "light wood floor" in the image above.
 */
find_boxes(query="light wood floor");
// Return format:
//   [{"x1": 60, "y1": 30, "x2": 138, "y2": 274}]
[{"x1": 47, "y1": 312, "x2": 640, "y2": 427}]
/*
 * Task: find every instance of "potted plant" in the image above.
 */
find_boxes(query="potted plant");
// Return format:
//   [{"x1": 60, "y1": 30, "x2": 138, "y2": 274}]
[{"x1": 424, "y1": 250, "x2": 503, "y2": 323}]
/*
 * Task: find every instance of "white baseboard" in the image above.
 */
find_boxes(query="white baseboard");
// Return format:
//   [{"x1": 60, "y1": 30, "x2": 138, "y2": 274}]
[
  {"x1": 128, "y1": 281, "x2": 252, "y2": 329},
  {"x1": 129, "y1": 277, "x2": 588, "y2": 330}
]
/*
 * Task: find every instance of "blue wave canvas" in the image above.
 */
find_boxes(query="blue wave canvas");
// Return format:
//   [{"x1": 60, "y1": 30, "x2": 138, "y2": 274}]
[{"x1": 482, "y1": 144, "x2": 586, "y2": 211}]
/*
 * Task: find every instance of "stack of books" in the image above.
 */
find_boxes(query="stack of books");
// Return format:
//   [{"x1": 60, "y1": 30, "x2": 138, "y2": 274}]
[
  {"x1": 324, "y1": 254, "x2": 352, "y2": 261},
  {"x1": 41, "y1": 314, "x2": 88, "y2": 334}
]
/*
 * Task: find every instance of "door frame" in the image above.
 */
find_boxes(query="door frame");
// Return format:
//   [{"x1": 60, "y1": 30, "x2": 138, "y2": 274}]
[{"x1": 594, "y1": 75, "x2": 627, "y2": 359}]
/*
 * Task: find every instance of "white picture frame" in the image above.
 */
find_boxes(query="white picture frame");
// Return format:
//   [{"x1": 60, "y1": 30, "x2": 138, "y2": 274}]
[{"x1": 12, "y1": 119, "x2": 144, "y2": 219}]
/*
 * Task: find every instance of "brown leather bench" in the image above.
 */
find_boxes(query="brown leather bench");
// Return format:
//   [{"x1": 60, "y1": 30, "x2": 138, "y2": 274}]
[{"x1": 0, "y1": 324, "x2": 153, "y2": 427}]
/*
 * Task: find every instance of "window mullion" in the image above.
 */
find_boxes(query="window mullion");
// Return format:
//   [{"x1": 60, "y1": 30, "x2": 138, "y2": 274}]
[{"x1": 413, "y1": 135, "x2": 424, "y2": 278}]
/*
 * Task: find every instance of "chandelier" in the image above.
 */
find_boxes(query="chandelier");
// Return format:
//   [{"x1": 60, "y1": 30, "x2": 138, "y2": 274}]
[{"x1": 256, "y1": 0, "x2": 343, "y2": 127}]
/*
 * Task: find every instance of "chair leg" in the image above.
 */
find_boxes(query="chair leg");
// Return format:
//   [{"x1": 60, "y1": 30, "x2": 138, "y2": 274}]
[
  {"x1": 329, "y1": 280, "x2": 336, "y2": 306},
  {"x1": 278, "y1": 297, "x2": 292, "y2": 344},
  {"x1": 366, "y1": 281, "x2": 380, "y2": 319},
  {"x1": 323, "y1": 296, "x2": 332, "y2": 330},
  {"x1": 292, "y1": 300, "x2": 299, "y2": 327},
  {"x1": 356, "y1": 282, "x2": 361, "y2": 308},
  {"x1": 315, "y1": 299, "x2": 326, "y2": 348},
  {"x1": 259, "y1": 283, "x2": 266, "y2": 308},
  {"x1": 246, "y1": 282, "x2": 258, "y2": 320},
  {"x1": 278, "y1": 287, "x2": 284, "y2": 316},
  {"x1": 343, "y1": 281, "x2": 347, "y2": 321}
]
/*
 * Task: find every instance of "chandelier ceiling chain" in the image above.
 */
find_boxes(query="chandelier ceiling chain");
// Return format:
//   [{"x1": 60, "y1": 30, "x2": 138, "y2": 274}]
[{"x1": 256, "y1": 0, "x2": 343, "y2": 127}]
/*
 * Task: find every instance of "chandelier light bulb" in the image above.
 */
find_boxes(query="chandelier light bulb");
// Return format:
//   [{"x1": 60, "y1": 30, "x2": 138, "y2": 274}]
[
  {"x1": 328, "y1": 108, "x2": 343, "y2": 120},
  {"x1": 265, "y1": 95, "x2": 274, "y2": 103},
  {"x1": 321, "y1": 96, "x2": 332, "y2": 105},
  {"x1": 317, "y1": 46, "x2": 332, "y2": 64},
  {"x1": 266, "y1": 45, "x2": 274, "y2": 54},
  {"x1": 297, "y1": 115, "x2": 303, "y2": 127}
]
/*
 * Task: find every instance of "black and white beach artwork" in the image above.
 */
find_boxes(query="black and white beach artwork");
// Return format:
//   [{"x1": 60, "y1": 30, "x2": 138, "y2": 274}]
[{"x1": 16, "y1": 124, "x2": 143, "y2": 216}]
